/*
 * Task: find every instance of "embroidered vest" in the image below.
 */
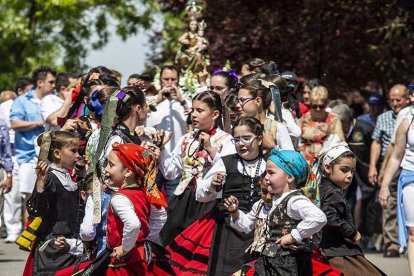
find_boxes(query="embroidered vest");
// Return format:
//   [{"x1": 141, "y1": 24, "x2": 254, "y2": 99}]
[{"x1": 262, "y1": 190, "x2": 310, "y2": 257}]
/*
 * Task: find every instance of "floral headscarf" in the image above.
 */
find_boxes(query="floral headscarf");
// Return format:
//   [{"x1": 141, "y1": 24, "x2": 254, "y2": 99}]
[{"x1": 112, "y1": 143, "x2": 167, "y2": 208}]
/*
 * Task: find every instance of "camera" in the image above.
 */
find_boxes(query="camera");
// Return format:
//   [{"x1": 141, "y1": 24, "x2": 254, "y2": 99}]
[{"x1": 163, "y1": 90, "x2": 171, "y2": 98}]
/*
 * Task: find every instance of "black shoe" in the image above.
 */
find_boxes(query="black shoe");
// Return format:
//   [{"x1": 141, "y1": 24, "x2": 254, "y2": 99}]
[{"x1": 383, "y1": 249, "x2": 400, "y2": 258}]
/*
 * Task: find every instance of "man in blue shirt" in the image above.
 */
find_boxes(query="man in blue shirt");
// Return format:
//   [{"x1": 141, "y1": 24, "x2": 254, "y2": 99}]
[{"x1": 10, "y1": 66, "x2": 56, "y2": 199}]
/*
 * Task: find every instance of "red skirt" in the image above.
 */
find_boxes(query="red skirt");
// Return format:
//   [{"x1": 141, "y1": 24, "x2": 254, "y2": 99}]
[
  {"x1": 105, "y1": 245, "x2": 149, "y2": 276},
  {"x1": 160, "y1": 215, "x2": 216, "y2": 275},
  {"x1": 55, "y1": 261, "x2": 91, "y2": 276}
]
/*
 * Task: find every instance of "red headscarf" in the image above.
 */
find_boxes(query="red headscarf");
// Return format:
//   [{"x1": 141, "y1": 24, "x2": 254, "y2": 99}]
[{"x1": 112, "y1": 143, "x2": 167, "y2": 209}]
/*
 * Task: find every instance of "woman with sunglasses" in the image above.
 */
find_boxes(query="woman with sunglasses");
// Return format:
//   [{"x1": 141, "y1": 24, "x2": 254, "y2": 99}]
[
  {"x1": 236, "y1": 80, "x2": 294, "y2": 153},
  {"x1": 298, "y1": 85, "x2": 344, "y2": 164},
  {"x1": 195, "y1": 116, "x2": 266, "y2": 275}
]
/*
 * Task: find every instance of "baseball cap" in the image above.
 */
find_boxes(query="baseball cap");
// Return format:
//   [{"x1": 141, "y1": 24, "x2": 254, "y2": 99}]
[
  {"x1": 368, "y1": 93, "x2": 384, "y2": 105},
  {"x1": 408, "y1": 84, "x2": 414, "y2": 93}
]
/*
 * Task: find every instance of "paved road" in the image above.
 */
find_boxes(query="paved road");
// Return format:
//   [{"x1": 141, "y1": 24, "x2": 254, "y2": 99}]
[{"x1": 0, "y1": 240, "x2": 410, "y2": 275}]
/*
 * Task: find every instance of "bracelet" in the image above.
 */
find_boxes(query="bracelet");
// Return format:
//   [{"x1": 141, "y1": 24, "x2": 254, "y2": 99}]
[
  {"x1": 6, "y1": 172, "x2": 12, "y2": 177},
  {"x1": 180, "y1": 99, "x2": 187, "y2": 106}
]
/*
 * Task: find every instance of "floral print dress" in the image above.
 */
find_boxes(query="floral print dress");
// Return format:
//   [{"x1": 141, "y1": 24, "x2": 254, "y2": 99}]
[{"x1": 298, "y1": 112, "x2": 344, "y2": 164}]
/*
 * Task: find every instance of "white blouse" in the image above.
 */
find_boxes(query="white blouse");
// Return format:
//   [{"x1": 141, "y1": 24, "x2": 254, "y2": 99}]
[
  {"x1": 282, "y1": 108, "x2": 302, "y2": 138},
  {"x1": 229, "y1": 199, "x2": 270, "y2": 234},
  {"x1": 276, "y1": 123, "x2": 295, "y2": 150},
  {"x1": 158, "y1": 128, "x2": 236, "y2": 195},
  {"x1": 230, "y1": 191, "x2": 327, "y2": 242},
  {"x1": 196, "y1": 156, "x2": 266, "y2": 202}
]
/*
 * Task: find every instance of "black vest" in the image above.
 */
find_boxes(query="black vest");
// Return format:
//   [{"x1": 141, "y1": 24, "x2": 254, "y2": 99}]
[
  {"x1": 37, "y1": 173, "x2": 81, "y2": 239},
  {"x1": 222, "y1": 154, "x2": 263, "y2": 212},
  {"x1": 262, "y1": 190, "x2": 311, "y2": 257}
]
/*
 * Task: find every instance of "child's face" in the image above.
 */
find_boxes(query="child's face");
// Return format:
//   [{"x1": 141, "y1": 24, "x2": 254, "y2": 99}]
[
  {"x1": 259, "y1": 178, "x2": 272, "y2": 205},
  {"x1": 191, "y1": 100, "x2": 219, "y2": 131},
  {"x1": 55, "y1": 139, "x2": 80, "y2": 169},
  {"x1": 325, "y1": 157, "x2": 356, "y2": 189},
  {"x1": 265, "y1": 161, "x2": 292, "y2": 196},
  {"x1": 233, "y1": 125, "x2": 262, "y2": 160},
  {"x1": 105, "y1": 151, "x2": 129, "y2": 188},
  {"x1": 237, "y1": 88, "x2": 260, "y2": 117}
]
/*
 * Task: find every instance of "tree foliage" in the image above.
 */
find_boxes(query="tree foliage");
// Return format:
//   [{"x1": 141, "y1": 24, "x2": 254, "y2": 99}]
[
  {"x1": 0, "y1": 0, "x2": 157, "y2": 89},
  {"x1": 152, "y1": 0, "x2": 414, "y2": 92}
]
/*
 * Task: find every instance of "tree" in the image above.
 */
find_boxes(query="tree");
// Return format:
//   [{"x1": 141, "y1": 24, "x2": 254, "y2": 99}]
[
  {"x1": 0, "y1": 0, "x2": 157, "y2": 89},
  {"x1": 152, "y1": 0, "x2": 414, "y2": 93}
]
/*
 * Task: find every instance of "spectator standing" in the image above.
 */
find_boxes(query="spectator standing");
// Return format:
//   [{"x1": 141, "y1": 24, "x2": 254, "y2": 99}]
[
  {"x1": 146, "y1": 65, "x2": 189, "y2": 201},
  {"x1": 40, "y1": 72, "x2": 77, "y2": 130},
  {"x1": 10, "y1": 67, "x2": 56, "y2": 201},
  {"x1": 369, "y1": 84, "x2": 410, "y2": 256}
]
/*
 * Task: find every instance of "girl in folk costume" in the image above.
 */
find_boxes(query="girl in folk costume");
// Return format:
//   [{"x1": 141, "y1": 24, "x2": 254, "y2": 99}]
[
  {"x1": 158, "y1": 91, "x2": 236, "y2": 245},
  {"x1": 104, "y1": 143, "x2": 168, "y2": 275},
  {"x1": 236, "y1": 80, "x2": 294, "y2": 152},
  {"x1": 81, "y1": 86, "x2": 165, "y2": 257},
  {"x1": 225, "y1": 149, "x2": 327, "y2": 276},
  {"x1": 195, "y1": 116, "x2": 266, "y2": 275},
  {"x1": 316, "y1": 142, "x2": 386, "y2": 276},
  {"x1": 24, "y1": 131, "x2": 86, "y2": 276}
]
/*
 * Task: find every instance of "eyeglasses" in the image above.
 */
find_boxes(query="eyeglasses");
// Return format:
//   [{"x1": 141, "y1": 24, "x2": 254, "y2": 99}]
[
  {"x1": 311, "y1": 104, "x2": 326, "y2": 110},
  {"x1": 231, "y1": 135, "x2": 257, "y2": 144},
  {"x1": 208, "y1": 86, "x2": 226, "y2": 91},
  {"x1": 237, "y1": 97, "x2": 256, "y2": 107}
]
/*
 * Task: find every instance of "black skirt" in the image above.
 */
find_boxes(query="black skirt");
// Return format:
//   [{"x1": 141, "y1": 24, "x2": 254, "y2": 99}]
[
  {"x1": 208, "y1": 210, "x2": 254, "y2": 275},
  {"x1": 160, "y1": 181, "x2": 216, "y2": 246},
  {"x1": 33, "y1": 238, "x2": 79, "y2": 275},
  {"x1": 254, "y1": 251, "x2": 312, "y2": 276}
]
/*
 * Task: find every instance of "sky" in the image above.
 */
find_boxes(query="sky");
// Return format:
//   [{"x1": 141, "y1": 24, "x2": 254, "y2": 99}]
[{"x1": 84, "y1": 18, "x2": 161, "y2": 86}]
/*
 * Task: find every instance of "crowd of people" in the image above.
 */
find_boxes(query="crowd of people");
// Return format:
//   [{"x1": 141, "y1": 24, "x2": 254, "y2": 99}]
[{"x1": 0, "y1": 60, "x2": 412, "y2": 276}]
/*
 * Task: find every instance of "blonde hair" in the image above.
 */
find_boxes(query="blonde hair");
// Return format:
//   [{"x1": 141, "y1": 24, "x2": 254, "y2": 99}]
[{"x1": 310, "y1": 85, "x2": 329, "y2": 103}]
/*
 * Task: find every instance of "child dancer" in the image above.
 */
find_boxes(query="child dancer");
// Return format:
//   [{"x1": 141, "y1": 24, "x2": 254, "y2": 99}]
[
  {"x1": 225, "y1": 149, "x2": 327, "y2": 275},
  {"x1": 156, "y1": 91, "x2": 235, "y2": 274},
  {"x1": 24, "y1": 131, "x2": 85, "y2": 275},
  {"x1": 104, "y1": 142, "x2": 167, "y2": 275},
  {"x1": 196, "y1": 116, "x2": 266, "y2": 275},
  {"x1": 316, "y1": 142, "x2": 385, "y2": 276},
  {"x1": 159, "y1": 91, "x2": 235, "y2": 245}
]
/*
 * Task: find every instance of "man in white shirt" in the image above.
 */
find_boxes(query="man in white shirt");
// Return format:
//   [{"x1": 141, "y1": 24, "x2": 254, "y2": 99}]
[
  {"x1": 146, "y1": 65, "x2": 189, "y2": 149},
  {"x1": 146, "y1": 65, "x2": 189, "y2": 200},
  {"x1": 0, "y1": 90, "x2": 21, "y2": 242},
  {"x1": 41, "y1": 72, "x2": 77, "y2": 130}
]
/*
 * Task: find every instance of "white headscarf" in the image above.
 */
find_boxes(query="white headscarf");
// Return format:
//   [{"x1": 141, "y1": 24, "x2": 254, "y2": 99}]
[{"x1": 311, "y1": 142, "x2": 353, "y2": 184}]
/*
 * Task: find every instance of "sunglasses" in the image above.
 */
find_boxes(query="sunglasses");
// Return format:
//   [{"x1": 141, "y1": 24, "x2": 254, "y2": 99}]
[
  {"x1": 231, "y1": 135, "x2": 257, "y2": 144},
  {"x1": 311, "y1": 104, "x2": 326, "y2": 110},
  {"x1": 237, "y1": 97, "x2": 256, "y2": 107}
]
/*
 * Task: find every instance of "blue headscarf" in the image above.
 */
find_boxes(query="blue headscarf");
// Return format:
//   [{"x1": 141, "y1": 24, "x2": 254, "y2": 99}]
[{"x1": 268, "y1": 148, "x2": 310, "y2": 187}]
